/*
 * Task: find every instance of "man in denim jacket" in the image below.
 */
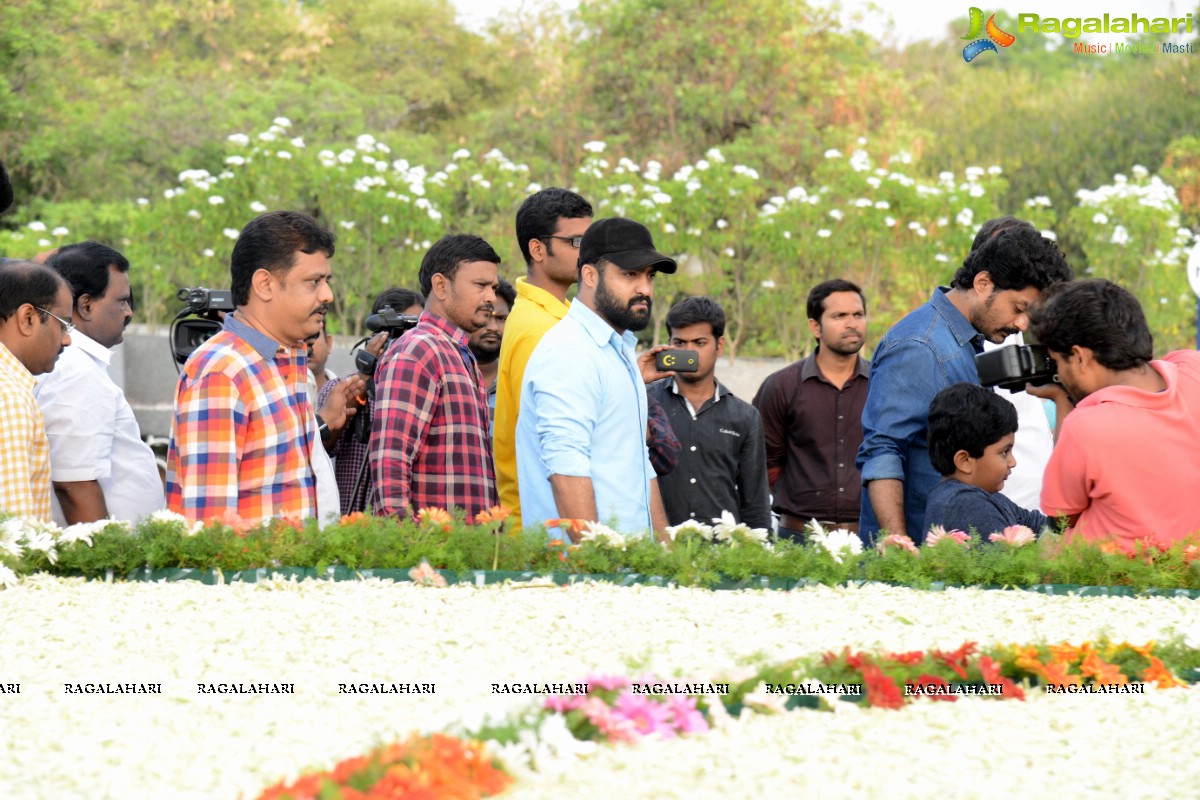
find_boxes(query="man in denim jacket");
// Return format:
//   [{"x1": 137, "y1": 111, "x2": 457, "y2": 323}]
[{"x1": 857, "y1": 220, "x2": 1071, "y2": 543}]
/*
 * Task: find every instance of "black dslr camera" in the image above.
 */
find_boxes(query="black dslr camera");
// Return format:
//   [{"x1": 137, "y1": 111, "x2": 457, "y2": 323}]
[
  {"x1": 170, "y1": 287, "x2": 235, "y2": 366},
  {"x1": 975, "y1": 344, "x2": 1058, "y2": 393}
]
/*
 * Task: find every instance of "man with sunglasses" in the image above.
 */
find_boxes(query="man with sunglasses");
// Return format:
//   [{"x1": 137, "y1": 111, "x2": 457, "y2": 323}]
[
  {"x1": 494, "y1": 188, "x2": 593, "y2": 528},
  {"x1": 35, "y1": 242, "x2": 165, "y2": 525},
  {"x1": 0, "y1": 260, "x2": 73, "y2": 521}
]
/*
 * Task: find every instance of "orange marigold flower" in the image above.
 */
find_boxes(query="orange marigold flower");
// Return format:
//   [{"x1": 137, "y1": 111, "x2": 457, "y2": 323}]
[
  {"x1": 545, "y1": 517, "x2": 589, "y2": 536},
  {"x1": 1119, "y1": 640, "x2": 1156, "y2": 659},
  {"x1": 1140, "y1": 657, "x2": 1185, "y2": 689},
  {"x1": 1048, "y1": 643, "x2": 1081, "y2": 666},
  {"x1": 1012, "y1": 645, "x2": 1045, "y2": 675},
  {"x1": 339, "y1": 511, "x2": 367, "y2": 525},
  {"x1": 1038, "y1": 660, "x2": 1081, "y2": 688},
  {"x1": 1079, "y1": 652, "x2": 1128, "y2": 685},
  {"x1": 474, "y1": 505, "x2": 511, "y2": 525},
  {"x1": 417, "y1": 507, "x2": 454, "y2": 532}
]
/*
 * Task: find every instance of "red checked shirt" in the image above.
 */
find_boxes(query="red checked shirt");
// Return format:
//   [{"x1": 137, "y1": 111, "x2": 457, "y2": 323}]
[
  {"x1": 167, "y1": 315, "x2": 317, "y2": 524},
  {"x1": 370, "y1": 311, "x2": 497, "y2": 521}
]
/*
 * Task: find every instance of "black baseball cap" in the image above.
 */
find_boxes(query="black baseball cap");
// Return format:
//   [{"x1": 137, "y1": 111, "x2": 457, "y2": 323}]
[{"x1": 578, "y1": 217, "x2": 677, "y2": 274}]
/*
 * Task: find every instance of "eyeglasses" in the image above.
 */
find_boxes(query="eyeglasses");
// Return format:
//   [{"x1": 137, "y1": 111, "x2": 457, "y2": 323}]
[
  {"x1": 540, "y1": 235, "x2": 584, "y2": 249},
  {"x1": 33, "y1": 306, "x2": 75, "y2": 336}
]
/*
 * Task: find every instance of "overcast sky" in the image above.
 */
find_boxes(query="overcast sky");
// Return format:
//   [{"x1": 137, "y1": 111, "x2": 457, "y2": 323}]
[{"x1": 452, "y1": 0, "x2": 1191, "y2": 45}]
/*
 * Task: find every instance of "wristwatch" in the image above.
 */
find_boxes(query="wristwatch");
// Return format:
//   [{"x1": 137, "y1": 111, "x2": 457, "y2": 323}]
[{"x1": 315, "y1": 414, "x2": 332, "y2": 444}]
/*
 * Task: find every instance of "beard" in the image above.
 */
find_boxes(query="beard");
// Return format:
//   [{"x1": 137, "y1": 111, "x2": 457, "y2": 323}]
[
  {"x1": 595, "y1": 274, "x2": 652, "y2": 332},
  {"x1": 972, "y1": 294, "x2": 1020, "y2": 343}
]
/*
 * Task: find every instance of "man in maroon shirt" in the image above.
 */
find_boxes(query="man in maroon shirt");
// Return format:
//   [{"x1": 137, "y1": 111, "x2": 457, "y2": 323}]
[
  {"x1": 752, "y1": 279, "x2": 869, "y2": 539},
  {"x1": 370, "y1": 235, "x2": 500, "y2": 521}
]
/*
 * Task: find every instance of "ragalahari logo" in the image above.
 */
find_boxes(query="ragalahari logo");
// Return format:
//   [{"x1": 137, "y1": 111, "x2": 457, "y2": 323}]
[{"x1": 961, "y1": 7, "x2": 1016, "y2": 61}]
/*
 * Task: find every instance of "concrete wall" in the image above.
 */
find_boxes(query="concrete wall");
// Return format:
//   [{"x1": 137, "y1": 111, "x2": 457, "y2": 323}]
[{"x1": 116, "y1": 325, "x2": 791, "y2": 438}]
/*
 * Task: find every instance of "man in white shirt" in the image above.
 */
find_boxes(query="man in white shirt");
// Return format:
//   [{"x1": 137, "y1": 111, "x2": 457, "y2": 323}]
[{"x1": 35, "y1": 242, "x2": 165, "y2": 525}]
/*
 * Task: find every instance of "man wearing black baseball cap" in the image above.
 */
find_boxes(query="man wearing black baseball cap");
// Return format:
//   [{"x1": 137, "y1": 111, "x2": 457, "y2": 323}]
[{"x1": 515, "y1": 217, "x2": 676, "y2": 540}]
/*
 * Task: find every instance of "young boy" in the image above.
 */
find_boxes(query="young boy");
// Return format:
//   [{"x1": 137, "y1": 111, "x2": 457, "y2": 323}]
[{"x1": 924, "y1": 382, "x2": 1050, "y2": 537}]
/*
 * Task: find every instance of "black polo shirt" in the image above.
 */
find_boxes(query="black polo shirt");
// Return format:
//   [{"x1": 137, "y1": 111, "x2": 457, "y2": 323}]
[{"x1": 647, "y1": 377, "x2": 772, "y2": 529}]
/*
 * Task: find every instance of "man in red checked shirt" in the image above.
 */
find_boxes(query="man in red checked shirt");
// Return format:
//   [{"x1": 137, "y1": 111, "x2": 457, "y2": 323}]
[{"x1": 370, "y1": 234, "x2": 501, "y2": 521}]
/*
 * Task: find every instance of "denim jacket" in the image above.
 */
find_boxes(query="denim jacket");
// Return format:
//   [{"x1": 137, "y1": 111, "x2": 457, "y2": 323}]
[{"x1": 856, "y1": 287, "x2": 983, "y2": 542}]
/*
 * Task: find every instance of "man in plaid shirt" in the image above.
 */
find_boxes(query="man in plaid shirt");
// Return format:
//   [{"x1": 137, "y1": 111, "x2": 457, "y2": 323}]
[
  {"x1": 167, "y1": 211, "x2": 362, "y2": 525},
  {"x1": 370, "y1": 235, "x2": 501, "y2": 521}
]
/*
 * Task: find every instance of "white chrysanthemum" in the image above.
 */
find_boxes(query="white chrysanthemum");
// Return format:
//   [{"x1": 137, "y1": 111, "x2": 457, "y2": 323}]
[
  {"x1": 723, "y1": 247, "x2": 736, "y2": 257},
  {"x1": 186, "y1": 210, "x2": 201, "y2": 220},
  {"x1": 223, "y1": 228, "x2": 239, "y2": 240},
  {"x1": 828, "y1": 209, "x2": 844, "y2": 220},
  {"x1": 664, "y1": 519, "x2": 715, "y2": 542},
  {"x1": 582, "y1": 141, "x2": 606, "y2": 153},
  {"x1": 824, "y1": 149, "x2": 842, "y2": 159},
  {"x1": 276, "y1": 150, "x2": 292, "y2": 160},
  {"x1": 250, "y1": 201, "x2": 267, "y2": 213},
  {"x1": 0, "y1": 564, "x2": 17, "y2": 589},
  {"x1": 50, "y1": 226, "x2": 69, "y2": 237},
  {"x1": 957, "y1": 208, "x2": 974, "y2": 227},
  {"x1": 817, "y1": 229, "x2": 831, "y2": 238},
  {"x1": 807, "y1": 519, "x2": 863, "y2": 564},
  {"x1": 227, "y1": 133, "x2": 250, "y2": 147},
  {"x1": 1092, "y1": 212, "x2": 1109, "y2": 225},
  {"x1": 27, "y1": 221, "x2": 47, "y2": 232},
  {"x1": 136, "y1": 198, "x2": 149, "y2": 206},
  {"x1": 339, "y1": 220, "x2": 356, "y2": 230},
  {"x1": 208, "y1": 195, "x2": 225, "y2": 206},
  {"x1": 579, "y1": 521, "x2": 626, "y2": 550},
  {"x1": 1111, "y1": 225, "x2": 1130, "y2": 246},
  {"x1": 663, "y1": 223, "x2": 677, "y2": 234},
  {"x1": 695, "y1": 159, "x2": 710, "y2": 171},
  {"x1": 225, "y1": 155, "x2": 245, "y2": 167},
  {"x1": 202, "y1": 249, "x2": 214, "y2": 258}
]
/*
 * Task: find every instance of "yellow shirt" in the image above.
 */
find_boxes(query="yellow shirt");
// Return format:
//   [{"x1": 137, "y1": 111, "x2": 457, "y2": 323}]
[
  {"x1": 494, "y1": 277, "x2": 569, "y2": 529},
  {"x1": 0, "y1": 341, "x2": 52, "y2": 521}
]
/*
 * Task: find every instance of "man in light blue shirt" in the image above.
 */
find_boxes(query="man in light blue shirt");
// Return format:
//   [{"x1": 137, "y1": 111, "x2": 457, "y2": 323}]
[{"x1": 516, "y1": 217, "x2": 675, "y2": 538}]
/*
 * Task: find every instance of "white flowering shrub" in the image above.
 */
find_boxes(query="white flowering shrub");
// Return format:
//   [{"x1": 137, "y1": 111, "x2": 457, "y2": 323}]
[
  {"x1": 1, "y1": 125, "x2": 1193, "y2": 352},
  {"x1": 1068, "y1": 168, "x2": 1197, "y2": 351}
]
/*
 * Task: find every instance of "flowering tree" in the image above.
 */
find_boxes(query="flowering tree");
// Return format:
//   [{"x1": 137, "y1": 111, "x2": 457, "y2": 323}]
[{"x1": 1067, "y1": 166, "x2": 1196, "y2": 353}]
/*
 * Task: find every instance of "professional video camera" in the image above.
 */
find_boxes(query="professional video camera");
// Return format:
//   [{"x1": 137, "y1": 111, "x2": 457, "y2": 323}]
[
  {"x1": 975, "y1": 343, "x2": 1058, "y2": 393},
  {"x1": 342, "y1": 306, "x2": 421, "y2": 512},
  {"x1": 170, "y1": 287, "x2": 234, "y2": 367}
]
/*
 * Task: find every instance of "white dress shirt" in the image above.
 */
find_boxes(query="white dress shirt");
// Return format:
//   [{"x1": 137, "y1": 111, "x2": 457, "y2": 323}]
[{"x1": 34, "y1": 330, "x2": 165, "y2": 525}]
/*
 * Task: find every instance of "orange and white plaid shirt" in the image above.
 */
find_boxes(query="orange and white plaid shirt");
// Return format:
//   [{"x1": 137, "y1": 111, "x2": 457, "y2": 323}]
[{"x1": 0, "y1": 340, "x2": 52, "y2": 521}]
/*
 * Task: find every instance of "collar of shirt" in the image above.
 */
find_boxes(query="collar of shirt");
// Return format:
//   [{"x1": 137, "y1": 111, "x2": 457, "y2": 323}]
[
  {"x1": 931, "y1": 286, "x2": 985, "y2": 352},
  {"x1": 515, "y1": 276, "x2": 570, "y2": 320},
  {"x1": 568, "y1": 299, "x2": 638, "y2": 356},
  {"x1": 223, "y1": 313, "x2": 294, "y2": 361},
  {"x1": 800, "y1": 350, "x2": 870, "y2": 384},
  {"x1": 64, "y1": 328, "x2": 112, "y2": 366},
  {"x1": 416, "y1": 309, "x2": 471, "y2": 349},
  {"x1": 668, "y1": 375, "x2": 724, "y2": 418},
  {"x1": 0, "y1": 339, "x2": 35, "y2": 388}
]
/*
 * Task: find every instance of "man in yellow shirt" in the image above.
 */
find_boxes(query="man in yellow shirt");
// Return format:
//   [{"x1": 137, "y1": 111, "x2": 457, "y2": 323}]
[{"x1": 494, "y1": 189, "x2": 593, "y2": 528}]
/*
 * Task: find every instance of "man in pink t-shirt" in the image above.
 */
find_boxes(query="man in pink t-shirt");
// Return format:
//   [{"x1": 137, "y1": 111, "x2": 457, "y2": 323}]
[{"x1": 1028, "y1": 279, "x2": 1200, "y2": 552}]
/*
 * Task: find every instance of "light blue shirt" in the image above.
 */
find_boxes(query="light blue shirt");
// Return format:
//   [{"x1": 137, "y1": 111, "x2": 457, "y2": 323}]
[{"x1": 516, "y1": 300, "x2": 654, "y2": 536}]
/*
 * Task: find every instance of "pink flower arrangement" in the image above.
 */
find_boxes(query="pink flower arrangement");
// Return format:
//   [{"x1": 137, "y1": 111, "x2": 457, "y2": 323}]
[
  {"x1": 877, "y1": 533, "x2": 919, "y2": 554},
  {"x1": 925, "y1": 525, "x2": 970, "y2": 547},
  {"x1": 989, "y1": 525, "x2": 1037, "y2": 547},
  {"x1": 542, "y1": 675, "x2": 711, "y2": 744},
  {"x1": 611, "y1": 692, "x2": 676, "y2": 738}
]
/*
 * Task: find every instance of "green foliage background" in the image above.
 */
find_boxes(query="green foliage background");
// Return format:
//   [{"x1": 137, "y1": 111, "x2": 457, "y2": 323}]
[{"x1": 1, "y1": 0, "x2": 1198, "y2": 354}]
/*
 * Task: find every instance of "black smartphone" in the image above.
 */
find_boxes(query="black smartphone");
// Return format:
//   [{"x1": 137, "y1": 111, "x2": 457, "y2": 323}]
[{"x1": 655, "y1": 349, "x2": 700, "y2": 373}]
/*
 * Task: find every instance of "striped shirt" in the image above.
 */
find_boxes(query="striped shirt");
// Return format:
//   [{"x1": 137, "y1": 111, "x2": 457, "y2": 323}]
[
  {"x1": 370, "y1": 311, "x2": 497, "y2": 521},
  {"x1": 0, "y1": 341, "x2": 52, "y2": 521},
  {"x1": 167, "y1": 315, "x2": 317, "y2": 524}
]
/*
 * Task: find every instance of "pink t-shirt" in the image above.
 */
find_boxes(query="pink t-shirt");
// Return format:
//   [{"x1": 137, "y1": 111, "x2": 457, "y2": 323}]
[{"x1": 1041, "y1": 350, "x2": 1200, "y2": 553}]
